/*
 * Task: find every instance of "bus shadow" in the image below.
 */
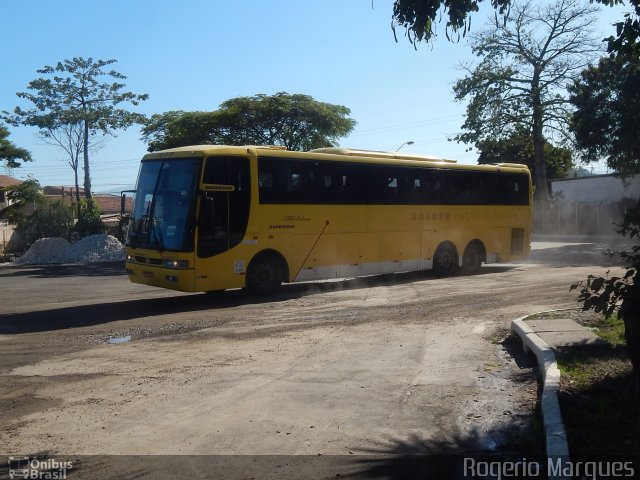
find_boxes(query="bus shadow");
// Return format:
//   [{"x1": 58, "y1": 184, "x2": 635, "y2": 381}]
[
  {"x1": 0, "y1": 266, "x2": 515, "y2": 335},
  {"x1": 279, "y1": 265, "x2": 515, "y2": 296},
  {"x1": 0, "y1": 295, "x2": 204, "y2": 335}
]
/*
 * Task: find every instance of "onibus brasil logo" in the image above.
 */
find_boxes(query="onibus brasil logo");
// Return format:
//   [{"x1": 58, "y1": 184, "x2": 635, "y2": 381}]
[{"x1": 7, "y1": 457, "x2": 73, "y2": 479}]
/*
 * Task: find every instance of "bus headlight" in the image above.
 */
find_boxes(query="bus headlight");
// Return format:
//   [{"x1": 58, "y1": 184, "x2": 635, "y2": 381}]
[{"x1": 162, "y1": 259, "x2": 189, "y2": 269}]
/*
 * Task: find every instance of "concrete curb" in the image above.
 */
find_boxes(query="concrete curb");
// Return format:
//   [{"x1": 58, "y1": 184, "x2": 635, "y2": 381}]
[{"x1": 511, "y1": 314, "x2": 570, "y2": 479}]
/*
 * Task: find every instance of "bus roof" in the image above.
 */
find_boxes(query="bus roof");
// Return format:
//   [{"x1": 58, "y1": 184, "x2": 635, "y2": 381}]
[
  {"x1": 142, "y1": 145, "x2": 529, "y2": 173},
  {"x1": 308, "y1": 147, "x2": 455, "y2": 163},
  {"x1": 142, "y1": 144, "x2": 287, "y2": 160}
]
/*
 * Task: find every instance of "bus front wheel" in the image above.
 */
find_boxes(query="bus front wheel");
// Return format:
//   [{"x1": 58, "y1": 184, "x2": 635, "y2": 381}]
[
  {"x1": 433, "y1": 243, "x2": 458, "y2": 276},
  {"x1": 246, "y1": 256, "x2": 283, "y2": 296}
]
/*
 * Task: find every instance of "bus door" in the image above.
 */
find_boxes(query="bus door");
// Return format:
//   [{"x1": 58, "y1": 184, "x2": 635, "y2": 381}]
[{"x1": 197, "y1": 156, "x2": 250, "y2": 258}]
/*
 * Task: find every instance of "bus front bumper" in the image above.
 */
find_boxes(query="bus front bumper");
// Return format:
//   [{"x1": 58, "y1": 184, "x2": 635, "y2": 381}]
[{"x1": 126, "y1": 262, "x2": 195, "y2": 292}]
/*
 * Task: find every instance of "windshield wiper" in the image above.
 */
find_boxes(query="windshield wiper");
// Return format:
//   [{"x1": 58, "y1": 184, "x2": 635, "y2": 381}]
[
  {"x1": 144, "y1": 161, "x2": 166, "y2": 251},
  {"x1": 151, "y1": 217, "x2": 165, "y2": 253}
]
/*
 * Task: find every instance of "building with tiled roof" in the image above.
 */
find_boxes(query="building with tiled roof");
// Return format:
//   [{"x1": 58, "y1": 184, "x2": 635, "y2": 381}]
[{"x1": 43, "y1": 188, "x2": 132, "y2": 216}]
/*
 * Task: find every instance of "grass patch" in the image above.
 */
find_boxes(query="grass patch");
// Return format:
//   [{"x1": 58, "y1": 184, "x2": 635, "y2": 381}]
[
  {"x1": 546, "y1": 310, "x2": 640, "y2": 455},
  {"x1": 526, "y1": 309, "x2": 577, "y2": 321},
  {"x1": 593, "y1": 315, "x2": 626, "y2": 346}
]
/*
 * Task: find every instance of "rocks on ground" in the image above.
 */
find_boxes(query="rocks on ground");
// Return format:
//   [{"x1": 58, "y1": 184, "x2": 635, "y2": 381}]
[{"x1": 11, "y1": 234, "x2": 125, "y2": 265}]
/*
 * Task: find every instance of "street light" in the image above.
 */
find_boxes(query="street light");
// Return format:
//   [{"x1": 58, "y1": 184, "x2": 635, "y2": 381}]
[{"x1": 395, "y1": 141, "x2": 414, "y2": 152}]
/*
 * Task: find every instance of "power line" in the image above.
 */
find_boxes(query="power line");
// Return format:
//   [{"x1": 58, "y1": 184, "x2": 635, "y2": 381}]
[{"x1": 349, "y1": 115, "x2": 462, "y2": 137}]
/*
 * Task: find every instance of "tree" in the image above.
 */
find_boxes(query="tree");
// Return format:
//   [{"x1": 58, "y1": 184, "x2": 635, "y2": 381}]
[
  {"x1": 452, "y1": 0, "x2": 601, "y2": 202},
  {"x1": 476, "y1": 129, "x2": 573, "y2": 181},
  {"x1": 390, "y1": 0, "x2": 627, "y2": 45},
  {"x1": 142, "y1": 92, "x2": 356, "y2": 152},
  {"x1": 569, "y1": 31, "x2": 640, "y2": 178},
  {"x1": 42, "y1": 121, "x2": 84, "y2": 205},
  {"x1": 604, "y1": 0, "x2": 640, "y2": 57},
  {"x1": 142, "y1": 111, "x2": 220, "y2": 152},
  {"x1": 0, "y1": 123, "x2": 32, "y2": 171},
  {"x1": 572, "y1": 204, "x2": 640, "y2": 394},
  {"x1": 568, "y1": 0, "x2": 640, "y2": 397},
  {"x1": 5, "y1": 57, "x2": 148, "y2": 200},
  {"x1": 3, "y1": 178, "x2": 43, "y2": 214},
  {"x1": 391, "y1": 0, "x2": 512, "y2": 45}
]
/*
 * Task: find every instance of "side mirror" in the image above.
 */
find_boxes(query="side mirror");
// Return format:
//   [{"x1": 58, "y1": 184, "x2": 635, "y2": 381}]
[{"x1": 120, "y1": 190, "x2": 136, "y2": 217}]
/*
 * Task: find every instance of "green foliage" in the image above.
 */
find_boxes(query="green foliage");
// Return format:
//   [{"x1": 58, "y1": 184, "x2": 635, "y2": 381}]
[
  {"x1": 390, "y1": 1, "x2": 632, "y2": 48},
  {"x1": 5, "y1": 57, "x2": 148, "y2": 198},
  {"x1": 477, "y1": 130, "x2": 573, "y2": 182},
  {"x1": 2, "y1": 179, "x2": 74, "y2": 247},
  {"x1": 142, "y1": 111, "x2": 217, "y2": 151},
  {"x1": 2, "y1": 179, "x2": 106, "y2": 246},
  {"x1": 391, "y1": 0, "x2": 511, "y2": 45},
  {"x1": 569, "y1": 45, "x2": 640, "y2": 178},
  {"x1": 573, "y1": 270, "x2": 636, "y2": 319},
  {"x1": 141, "y1": 92, "x2": 356, "y2": 152},
  {"x1": 0, "y1": 123, "x2": 32, "y2": 169},
  {"x1": 24, "y1": 200, "x2": 75, "y2": 242},
  {"x1": 604, "y1": 0, "x2": 640, "y2": 58},
  {"x1": 74, "y1": 199, "x2": 106, "y2": 238},
  {"x1": 4, "y1": 179, "x2": 43, "y2": 212}
]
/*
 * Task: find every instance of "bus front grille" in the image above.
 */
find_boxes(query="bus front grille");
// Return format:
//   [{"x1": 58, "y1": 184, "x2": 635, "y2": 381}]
[{"x1": 133, "y1": 255, "x2": 162, "y2": 265}]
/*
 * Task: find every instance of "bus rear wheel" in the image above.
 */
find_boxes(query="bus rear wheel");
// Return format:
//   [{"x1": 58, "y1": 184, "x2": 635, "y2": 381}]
[
  {"x1": 462, "y1": 243, "x2": 484, "y2": 274},
  {"x1": 246, "y1": 256, "x2": 283, "y2": 296},
  {"x1": 433, "y1": 243, "x2": 458, "y2": 276}
]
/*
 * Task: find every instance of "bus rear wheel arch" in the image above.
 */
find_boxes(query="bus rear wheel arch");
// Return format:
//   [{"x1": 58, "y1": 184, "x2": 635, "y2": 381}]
[
  {"x1": 246, "y1": 251, "x2": 288, "y2": 296},
  {"x1": 462, "y1": 240, "x2": 486, "y2": 274},
  {"x1": 432, "y1": 242, "x2": 459, "y2": 276}
]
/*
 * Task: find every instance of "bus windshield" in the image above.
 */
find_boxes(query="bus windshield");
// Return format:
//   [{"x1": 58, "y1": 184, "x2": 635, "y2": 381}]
[{"x1": 126, "y1": 158, "x2": 201, "y2": 252}]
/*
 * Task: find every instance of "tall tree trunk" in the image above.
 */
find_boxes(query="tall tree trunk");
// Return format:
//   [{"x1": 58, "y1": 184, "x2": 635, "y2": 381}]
[
  {"x1": 83, "y1": 120, "x2": 92, "y2": 200},
  {"x1": 73, "y1": 165, "x2": 81, "y2": 218},
  {"x1": 531, "y1": 70, "x2": 550, "y2": 203},
  {"x1": 73, "y1": 163, "x2": 80, "y2": 205}
]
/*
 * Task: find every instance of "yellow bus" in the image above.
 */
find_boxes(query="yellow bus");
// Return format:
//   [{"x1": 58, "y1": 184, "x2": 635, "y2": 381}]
[{"x1": 123, "y1": 145, "x2": 532, "y2": 295}]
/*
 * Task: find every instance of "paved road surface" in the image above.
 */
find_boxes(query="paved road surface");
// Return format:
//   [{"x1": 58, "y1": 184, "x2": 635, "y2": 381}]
[{"x1": 0, "y1": 240, "x2": 627, "y2": 477}]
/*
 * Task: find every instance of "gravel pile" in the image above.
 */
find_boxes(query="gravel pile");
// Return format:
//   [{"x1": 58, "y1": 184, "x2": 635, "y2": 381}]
[{"x1": 13, "y1": 234, "x2": 125, "y2": 265}]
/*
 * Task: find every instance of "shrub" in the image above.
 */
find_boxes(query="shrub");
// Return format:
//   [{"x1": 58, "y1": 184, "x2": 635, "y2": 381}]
[{"x1": 73, "y1": 199, "x2": 107, "y2": 238}]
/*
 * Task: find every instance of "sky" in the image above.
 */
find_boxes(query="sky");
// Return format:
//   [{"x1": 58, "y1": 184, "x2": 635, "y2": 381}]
[{"x1": 1, "y1": 0, "x2": 628, "y2": 193}]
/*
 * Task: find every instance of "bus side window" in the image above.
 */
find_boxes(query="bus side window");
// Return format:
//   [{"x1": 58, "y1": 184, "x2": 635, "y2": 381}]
[
  {"x1": 340, "y1": 163, "x2": 365, "y2": 204},
  {"x1": 494, "y1": 174, "x2": 528, "y2": 205},
  {"x1": 387, "y1": 176, "x2": 398, "y2": 200},
  {"x1": 258, "y1": 162, "x2": 276, "y2": 203},
  {"x1": 290, "y1": 165, "x2": 312, "y2": 203},
  {"x1": 412, "y1": 172, "x2": 432, "y2": 204},
  {"x1": 431, "y1": 171, "x2": 446, "y2": 204},
  {"x1": 396, "y1": 171, "x2": 422, "y2": 204},
  {"x1": 365, "y1": 166, "x2": 385, "y2": 204},
  {"x1": 259, "y1": 171, "x2": 273, "y2": 188}
]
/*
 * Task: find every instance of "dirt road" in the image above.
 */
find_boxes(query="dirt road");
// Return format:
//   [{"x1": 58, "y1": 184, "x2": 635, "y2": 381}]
[{"x1": 0, "y1": 240, "x2": 626, "y2": 477}]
